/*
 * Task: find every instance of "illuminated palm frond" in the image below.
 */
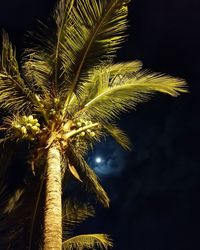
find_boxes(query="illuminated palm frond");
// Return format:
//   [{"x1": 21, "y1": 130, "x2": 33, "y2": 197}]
[
  {"x1": 21, "y1": 51, "x2": 52, "y2": 95},
  {"x1": 76, "y1": 67, "x2": 187, "y2": 123},
  {"x1": 60, "y1": 0, "x2": 130, "y2": 115},
  {"x1": 63, "y1": 234, "x2": 113, "y2": 250},
  {"x1": 67, "y1": 60, "x2": 142, "y2": 114},
  {"x1": 92, "y1": 61, "x2": 143, "y2": 85},
  {"x1": 0, "y1": 32, "x2": 36, "y2": 112}
]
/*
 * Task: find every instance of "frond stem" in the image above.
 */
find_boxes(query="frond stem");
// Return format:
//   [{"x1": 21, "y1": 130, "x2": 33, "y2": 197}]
[
  {"x1": 65, "y1": 122, "x2": 99, "y2": 139},
  {"x1": 84, "y1": 88, "x2": 111, "y2": 108},
  {"x1": 6, "y1": 75, "x2": 36, "y2": 104}
]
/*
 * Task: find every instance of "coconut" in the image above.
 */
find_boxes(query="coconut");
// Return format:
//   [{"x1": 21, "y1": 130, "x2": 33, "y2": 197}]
[
  {"x1": 76, "y1": 122, "x2": 82, "y2": 127},
  {"x1": 54, "y1": 98, "x2": 60, "y2": 105},
  {"x1": 26, "y1": 123, "x2": 32, "y2": 128},
  {"x1": 90, "y1": 132, "x2": 95, "y2": 137},
  {"x1": 22, "y1": 116, "x2": 28, "y2": 123},
  {"x1": 28, "y1": 115, "x2": 35, "y2": 124},
  {"x1": 21, "y1": 126, "x2": 27, "y2": 135},
  {"x1": 32, "y1": 125, "x2": 39, "y2": 132},
  {"x1": 80, "y1": 132, "x2": 85, "y2": 137},
  {"x1": 13, "y1": 123, "x2": 21, "y2": 129}
]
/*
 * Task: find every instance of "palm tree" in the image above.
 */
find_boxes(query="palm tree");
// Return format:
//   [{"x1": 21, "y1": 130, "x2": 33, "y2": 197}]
[{"x1": 0, "y1": 0, "x2": 187, "y2": 249}]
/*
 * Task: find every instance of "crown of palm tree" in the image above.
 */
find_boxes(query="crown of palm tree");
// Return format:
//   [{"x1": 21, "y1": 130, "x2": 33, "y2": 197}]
[{"x1": 0, "y1": 0, "x2": 187, "y2": 249}]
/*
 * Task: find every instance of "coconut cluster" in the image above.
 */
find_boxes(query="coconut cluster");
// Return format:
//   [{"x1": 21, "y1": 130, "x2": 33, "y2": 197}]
[
  {"x1": 12, "y1": 115, "x2": 41, "y2": 140},
  {"x1": 75, "y1": 119, "x2": 96, "y2": 138},
  {"x1": 49, "y1": 98, "x2": 60, "y2": 116}
]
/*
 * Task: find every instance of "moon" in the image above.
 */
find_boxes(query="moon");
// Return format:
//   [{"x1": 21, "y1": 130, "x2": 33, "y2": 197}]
[{"x1": 95, "y1": 157, "x2": 102, "y2": 164}]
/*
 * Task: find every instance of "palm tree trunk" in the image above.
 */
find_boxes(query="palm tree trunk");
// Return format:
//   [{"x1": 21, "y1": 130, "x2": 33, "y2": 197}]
[{"x1": 43, "y1": 143, "x2": 62, "y2": 250}]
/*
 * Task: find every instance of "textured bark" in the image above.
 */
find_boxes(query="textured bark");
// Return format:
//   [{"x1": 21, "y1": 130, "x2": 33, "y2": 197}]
[{"x1": 43, "y1": 144, "x2": 62, "y2": 250}]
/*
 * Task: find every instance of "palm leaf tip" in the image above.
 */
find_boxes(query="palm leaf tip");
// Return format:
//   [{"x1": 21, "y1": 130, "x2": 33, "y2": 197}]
[
  {"x1": 0, "y1": 31, "x2": 38, "y2": 112},
  {"x1": 62, "y1": 234, "x2": 113, "y2": 250},
  {"x1": 136, "y1": 71, "x2": 188, "y2": 97},
  {"x1": 104, "y1": 124, "x2": 131, "y2": 151}
]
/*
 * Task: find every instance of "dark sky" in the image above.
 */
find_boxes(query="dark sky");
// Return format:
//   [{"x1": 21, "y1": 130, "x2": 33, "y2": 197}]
[{"x1": 0, "y1": 0, "x2": 200, "y2": 249}]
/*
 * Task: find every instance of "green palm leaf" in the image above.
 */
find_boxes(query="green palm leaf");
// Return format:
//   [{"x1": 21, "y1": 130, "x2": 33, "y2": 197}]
[
  {"x1": 67, "y1": 60, "x2": 142, "y2": 114},
  {"x1": 92, "y1": 61, "x2": 143, "y2": 84},
  {"x1": 78, "y1": 68, "x2": 187, "y2": 122},
  {"x1": 0, "y1": 32, "x2": 36, "y2": 112},
  {"x1": 61, "y1": 0, "x2": 130, "y2": 115},
  {"x1": 62, "y1": 234, "x2": 113, "y2": 250},
  {"x1": 21, "y1": 50, "x2": 52, "y2": 95}
]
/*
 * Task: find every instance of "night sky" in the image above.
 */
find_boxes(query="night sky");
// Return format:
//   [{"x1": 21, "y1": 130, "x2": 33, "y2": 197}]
[{"x1": 0, "y1": 0, "x2": 200, "y2": 249}]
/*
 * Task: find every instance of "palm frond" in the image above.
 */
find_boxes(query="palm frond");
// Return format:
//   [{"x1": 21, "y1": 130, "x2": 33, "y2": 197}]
[
  {"x1": 68, "y1": 149, "x2": 110, "y2": 207},
  {"x1": 62, "y1": 200, "x2": 95, "y2": 238},
  {"x1": 103, "y1": 124, "x2": 131, "y2": 150},
  {"x1": 92, "y1": 61, "x2": 143, "y2": 84},
  {"x1": 79, "y1": 160, "x2": 110, "y2": 207},
  {"x1": 22, "y1": 0, "x2": 74, "y2": 93},
  {"x1": 63, "y1": 234, "x2": 113, "y2": 250},
  {"x1": 0, "y1": 31, "x2": 36, "y2": 112},
  {"x1": 67, "y1": 60, "x2": 142, "y2": 114},
  {"x1": 60, "y1": 0, "x2": 130, "y2": 115},
  {"x1": 53, "y1": 0, "x2": 75, "y2": 84},
  {"x1": 21, "y1": 19, "x2": 55, "y2": 92},
  {"x1": 21, "y1": 51, "x2": 52, "y2": 94},
  {"x1": 21, "y1": 49, "x2": 55, "y2": 124},
  {"x1": 21, "y1": 0, "x2": 130, "y2": 113},
  {"x1": 77, "y1": 69, "x2": 187, "y2": 122}
]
